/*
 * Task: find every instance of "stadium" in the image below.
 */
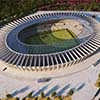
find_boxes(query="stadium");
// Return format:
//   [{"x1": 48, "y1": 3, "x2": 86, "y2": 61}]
[
  {"x1": 0, "y1": 11, "x2": 100, "y2": 71},
  {"x1": 1, "y1": 11, "x2": 100, "y2": 100}
]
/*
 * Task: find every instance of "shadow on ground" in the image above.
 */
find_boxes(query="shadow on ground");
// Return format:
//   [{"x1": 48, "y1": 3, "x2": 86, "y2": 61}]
[{"x1": 11, "y1": 86, "x2": 30, "y2": 96}]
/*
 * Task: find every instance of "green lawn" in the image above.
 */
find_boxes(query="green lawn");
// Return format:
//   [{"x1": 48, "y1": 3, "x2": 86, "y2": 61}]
[
  {"x1": 52, "y1": 29, "x2": 74, "y2": 40},
  {"x1": 25, "y1": 29, "x2": 80, "y2": 51}
]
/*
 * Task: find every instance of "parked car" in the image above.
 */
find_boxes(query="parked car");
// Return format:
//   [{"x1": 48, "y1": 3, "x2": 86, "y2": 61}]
[{"x1": 37, "y1": 77, "x2": 51, "y2": 83}]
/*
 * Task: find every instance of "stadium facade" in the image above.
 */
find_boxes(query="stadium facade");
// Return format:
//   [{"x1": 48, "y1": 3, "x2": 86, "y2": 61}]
[{"x1": 0, "y1": 11, "x2": 100, "y2": 71}]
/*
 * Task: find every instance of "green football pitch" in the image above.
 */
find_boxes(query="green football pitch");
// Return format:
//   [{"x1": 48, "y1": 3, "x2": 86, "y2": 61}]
[{"x1": 25, "y1": 29, "x2": 79, "y2": 50}]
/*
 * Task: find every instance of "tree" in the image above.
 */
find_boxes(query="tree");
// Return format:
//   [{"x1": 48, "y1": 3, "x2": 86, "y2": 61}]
[
  {"x1": 6, "y1": 94, "x2": 13, "y2": 98},
  {"x1": 67, "y1": 89, "x2": 74, "y2": 96},
  {"x1": 47, "y1": 97, "x2": 51, "y2": 100},
  {"x1": 51, "y1": 92, "x2": 57, "y2": 97},
  {"x1": 40, "y1": 92, "x2": 45, "y2": 98},
  {"x1": 27, "y1": 91, "x2": 33, "y2": 98}
]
